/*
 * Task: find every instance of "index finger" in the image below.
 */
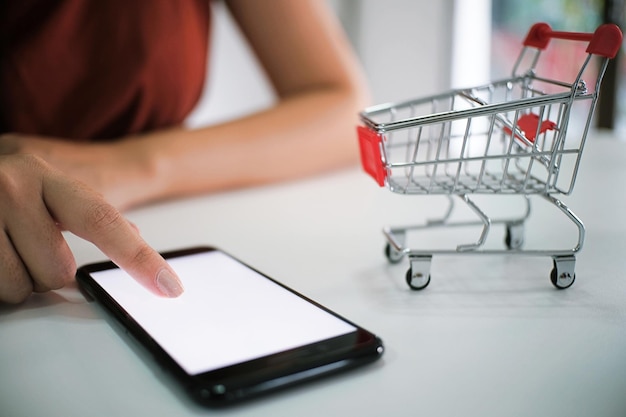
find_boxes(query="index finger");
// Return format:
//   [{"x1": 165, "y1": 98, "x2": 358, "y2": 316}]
[{"x1": 42, "y1": 172, "x2": 184, "y2": 298}]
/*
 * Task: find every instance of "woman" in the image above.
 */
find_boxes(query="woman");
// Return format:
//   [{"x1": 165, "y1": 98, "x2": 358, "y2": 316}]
[{"x1": 0, "y1": 0, "x2": 370, "y2": 303}]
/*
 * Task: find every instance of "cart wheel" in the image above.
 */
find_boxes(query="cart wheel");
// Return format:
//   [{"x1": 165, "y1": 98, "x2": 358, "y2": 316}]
[
  {"x1": 405, "y1": 268, "x2": 430, "y2": 290},
  {"x1": 550, "y1": 259, "x2": 576, "y2": 289},
  {"x1": 505, "y1": 223, "x2": 524, "y2": 250},
  {"x1": 384, "y1": 243, "x2": 404, "y2": 264}
]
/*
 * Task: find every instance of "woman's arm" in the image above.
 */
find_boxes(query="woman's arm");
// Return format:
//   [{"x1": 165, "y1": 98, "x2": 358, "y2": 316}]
[
  {"x1": 0, "y1": 0, "x2": 370, "y2": 209},
  {"x1": 131, "y1": 0, "x2": 370, "y2": 206}
]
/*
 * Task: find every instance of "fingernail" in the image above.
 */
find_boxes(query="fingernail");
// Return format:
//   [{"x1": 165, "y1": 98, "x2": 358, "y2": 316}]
[{"x1": 156, "y1": 268, "x2": 184, "y2": 298}]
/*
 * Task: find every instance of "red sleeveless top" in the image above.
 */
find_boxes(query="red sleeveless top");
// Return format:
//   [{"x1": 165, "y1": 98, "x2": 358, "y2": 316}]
[{"x1": 0, "y1": 0, "x2": 210, "y2": 141}]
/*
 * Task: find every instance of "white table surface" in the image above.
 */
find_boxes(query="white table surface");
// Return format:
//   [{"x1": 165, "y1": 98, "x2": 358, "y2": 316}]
[{"x1": 2, "y1": 131, "x2": 626, "y2": 417}]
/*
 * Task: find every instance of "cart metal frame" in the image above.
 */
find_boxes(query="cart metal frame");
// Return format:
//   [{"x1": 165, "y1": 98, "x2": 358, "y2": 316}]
[{"x1": 357, "y1": 23, "x2": 623, "y2": 290}]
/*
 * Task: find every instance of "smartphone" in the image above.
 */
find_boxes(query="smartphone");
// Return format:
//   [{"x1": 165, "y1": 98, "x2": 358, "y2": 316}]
[{"x1": 76, "y1": 246, "x2": 383, "y2": 406}]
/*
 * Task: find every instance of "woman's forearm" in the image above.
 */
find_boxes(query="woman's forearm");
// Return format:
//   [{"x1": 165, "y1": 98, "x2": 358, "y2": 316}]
[{"x1": 122, "y1": 83, "x2": 368, "y2": 208}]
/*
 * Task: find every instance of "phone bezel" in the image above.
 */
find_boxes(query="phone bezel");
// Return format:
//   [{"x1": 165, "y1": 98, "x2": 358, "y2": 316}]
[{"x1": 76, "y1": 246, "x2": 383, "y2": 405}]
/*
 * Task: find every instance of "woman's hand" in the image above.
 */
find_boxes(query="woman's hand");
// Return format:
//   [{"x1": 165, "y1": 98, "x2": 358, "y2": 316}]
[{"x1": 0, "y1": 154, "x2": 183, "y2": 303}]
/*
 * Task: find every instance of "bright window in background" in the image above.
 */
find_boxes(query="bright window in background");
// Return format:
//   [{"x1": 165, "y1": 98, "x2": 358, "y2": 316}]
[
  {"x1": 490, "y1": 0, "x2": 626, "y2": 133},
  {"x1": 451, "y1": 0, "x2": 492, "y2": 88}
]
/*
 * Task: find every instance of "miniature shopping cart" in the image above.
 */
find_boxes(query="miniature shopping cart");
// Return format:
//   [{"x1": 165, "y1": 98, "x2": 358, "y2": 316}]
[{"x1": 357, "y1": 22, "x2": 623, "y2": 290}]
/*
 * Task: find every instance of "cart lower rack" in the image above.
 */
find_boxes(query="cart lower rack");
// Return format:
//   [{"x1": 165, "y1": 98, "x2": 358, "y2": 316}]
[{"x1": 357, "y1": 22, "x2": 622, "y2": 290}]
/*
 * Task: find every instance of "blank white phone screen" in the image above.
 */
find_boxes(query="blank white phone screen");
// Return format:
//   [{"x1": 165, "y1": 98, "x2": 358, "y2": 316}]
[{"x1": 90, "y1": 251, "x2": 356, "y2": 376}]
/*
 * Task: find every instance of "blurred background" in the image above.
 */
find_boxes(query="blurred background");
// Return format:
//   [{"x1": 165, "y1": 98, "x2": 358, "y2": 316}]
[{"x1": 186, "y1": 0, "x2": 624, "y2": 134}]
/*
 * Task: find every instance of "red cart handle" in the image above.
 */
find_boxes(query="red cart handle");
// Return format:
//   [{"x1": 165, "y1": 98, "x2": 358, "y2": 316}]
[{"x1": 523, "y1": 22, "x2": 623, "y2": 58}]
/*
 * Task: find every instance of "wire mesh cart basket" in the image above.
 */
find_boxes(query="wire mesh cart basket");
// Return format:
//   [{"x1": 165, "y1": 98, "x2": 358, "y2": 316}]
[{"x1": 357, "y1": 22, "x2": 622, "y2": 290}]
